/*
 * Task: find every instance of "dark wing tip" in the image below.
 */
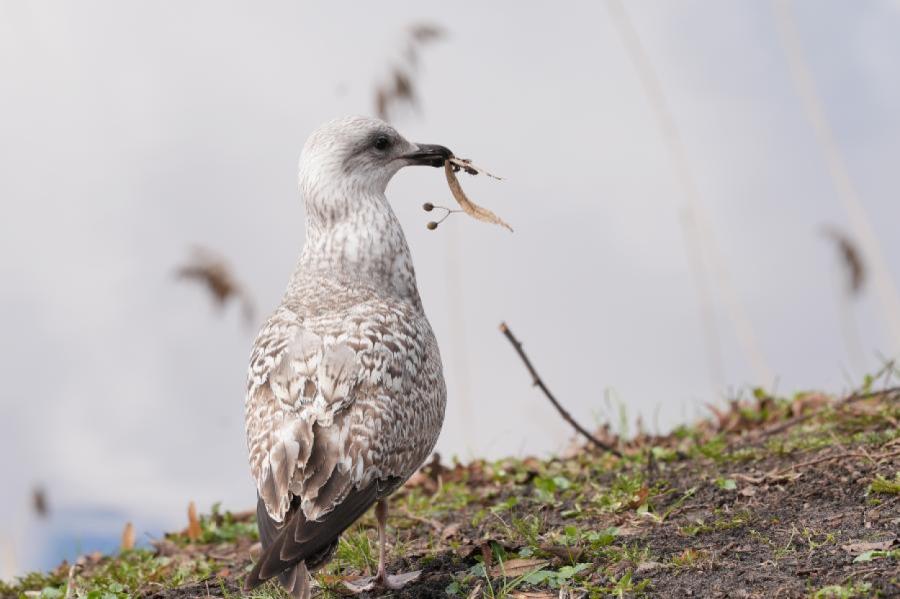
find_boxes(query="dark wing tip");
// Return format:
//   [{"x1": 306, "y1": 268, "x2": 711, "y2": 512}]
[
  {"x1": 244, "y1": 559, "x2": 266, "y2": 591},
  {"x1": 250, "y1": 479, "x2": 396, "y2": 586}
]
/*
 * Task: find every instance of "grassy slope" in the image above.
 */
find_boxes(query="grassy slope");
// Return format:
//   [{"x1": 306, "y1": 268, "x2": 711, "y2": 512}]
[{"x1": 2, "y1": 386, "x2": 898, "y2": 599}]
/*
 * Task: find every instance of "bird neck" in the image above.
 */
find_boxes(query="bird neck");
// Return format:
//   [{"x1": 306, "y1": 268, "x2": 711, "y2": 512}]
[{"x1": 289, "y1": 188, "x2": 422, "y2": 308}]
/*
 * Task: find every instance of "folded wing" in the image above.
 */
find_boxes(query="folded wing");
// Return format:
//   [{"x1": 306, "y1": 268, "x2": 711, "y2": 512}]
[{"x1": 244, "y1": 313, "x2": 385, "y2": 587}]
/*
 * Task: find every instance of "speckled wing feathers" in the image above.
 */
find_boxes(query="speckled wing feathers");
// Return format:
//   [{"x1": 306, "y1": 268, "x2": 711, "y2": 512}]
[
  {"x1": 244, "y1": 282, "x2": 446, "y2": 561},
  {"x1": 246, "y1": 310, "x2": 363, "y2": 525}
]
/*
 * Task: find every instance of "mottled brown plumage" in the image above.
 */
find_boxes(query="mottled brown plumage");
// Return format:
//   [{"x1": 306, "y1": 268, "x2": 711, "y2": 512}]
[{"x1": 244, "y1": 116, "x2": 449, "y2": 597}]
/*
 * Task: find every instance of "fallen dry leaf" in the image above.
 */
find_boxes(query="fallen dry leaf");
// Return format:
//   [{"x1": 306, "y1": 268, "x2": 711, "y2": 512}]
[
  {"x1": 480, "y1": 542, "x2": 493, "y2": 569},
  {"x1": 731, "y1": 473, "x2": 766, "y2": 485},
  {"x1": 490, "y1": 558, "x2": 548, "y2": 578},
  {"x1": 151, "y1": 539, "x2": 180, "y2": 557},
  {"x1": 635, "y1": 561, "x2": 667, "y2": 575},
  {"x1": 402, "y1": 452, "x2": 447, "y2": 494},
  {"x1": 626, "y1": 485, "x2": 650, "y2": 509},
  {"x1": 120, "y1": 522, "x2": 135, "y2": 551},
  {"x1": 441, "y1": 522, "x2": 461, "y2": 540},
  {"x1": 344, "y1": 570, "x2": 421, "y2": 594},
  {"x1": 790, "y1": 392, "x2": 830, "y2": 417},
  {"x1": 613, "y1": 525, "x2": 641, "y2": 537},
  {"x1": 404, "y1": 470, "x2": 438, "y2": 494},
  {"x1": 841, "y1": 539, "x2": 895, "y2": 554},
  {"x1": 444, "y1": 160, "x2": 512, "y2": 232},
  {"x1": 511, "y1": 592, "x2": 556, "y2": 599},
  {"x1": 187, "y1": 501, "x2": 202, "y2": 541}
]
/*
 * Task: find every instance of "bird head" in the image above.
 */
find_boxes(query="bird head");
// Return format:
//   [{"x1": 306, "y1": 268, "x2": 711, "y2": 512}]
[{"x1": 298, "y1": 116, "x2": 451, "y2": 198}]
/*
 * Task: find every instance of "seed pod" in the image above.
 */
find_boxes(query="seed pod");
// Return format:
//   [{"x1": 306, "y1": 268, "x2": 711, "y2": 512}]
[
  {"x1": 426, "y1": 221, "x2": 438, "y2": 230},
  {"x1": 423, "y1": 202, "x2": 434, "y2": 212}
]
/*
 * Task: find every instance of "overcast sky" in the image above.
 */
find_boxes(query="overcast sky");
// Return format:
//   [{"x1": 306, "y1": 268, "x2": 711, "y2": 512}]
[{"x1": 2, "y1": 0, "x2": 900, "y2": 577}]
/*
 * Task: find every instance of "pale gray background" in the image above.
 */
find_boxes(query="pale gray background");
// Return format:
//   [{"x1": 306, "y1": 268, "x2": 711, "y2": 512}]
[{"x1": 2, "y1": 0, "x2": 900, "y2": 577}]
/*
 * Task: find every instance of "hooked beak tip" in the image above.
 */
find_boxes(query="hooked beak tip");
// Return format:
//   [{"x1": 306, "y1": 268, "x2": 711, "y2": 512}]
[{"x1": 404, "y1": 143, "x2": 453, "y2": 167}]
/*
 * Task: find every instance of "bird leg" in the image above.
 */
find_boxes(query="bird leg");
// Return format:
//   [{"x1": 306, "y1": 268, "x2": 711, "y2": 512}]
[
  {"x1": 343, "y1": 500, "x2": 421, "y2": 593},
  {"x1": 374, "y1": 499, "x2": 391, "y2": 584}
]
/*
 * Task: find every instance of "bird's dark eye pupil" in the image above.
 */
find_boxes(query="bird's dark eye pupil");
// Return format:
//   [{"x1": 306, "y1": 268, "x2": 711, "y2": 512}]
[{"x1": 374, "y1": 136, "x2": 390, "y2": 151}]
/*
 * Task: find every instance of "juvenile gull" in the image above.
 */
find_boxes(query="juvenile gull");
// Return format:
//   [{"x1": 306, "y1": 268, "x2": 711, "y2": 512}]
[{"x1": 243, "y1": 116, "x2": 450, "y2": 598}]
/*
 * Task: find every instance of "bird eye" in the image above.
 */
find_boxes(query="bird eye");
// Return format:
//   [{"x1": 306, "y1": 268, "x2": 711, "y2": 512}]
[{"x1": 373, "y1": 136, "x2": 391, "y2": 151}]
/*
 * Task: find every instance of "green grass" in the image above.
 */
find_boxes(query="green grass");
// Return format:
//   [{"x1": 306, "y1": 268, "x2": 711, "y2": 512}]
[
  {"x1": 3, "y1": 379, "x2": 897, "y2": 599},
  {"x1": 868, "y1": 473, "x2": 900, "y2": 496},
  {"x1": 6, "y1": 549, "x2": 220, "y2": 599}
]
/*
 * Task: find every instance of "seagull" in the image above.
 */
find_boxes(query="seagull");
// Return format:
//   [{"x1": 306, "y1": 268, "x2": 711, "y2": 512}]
[{"x1": 243, "y1": 116, "x2": 450, "y2": 598}]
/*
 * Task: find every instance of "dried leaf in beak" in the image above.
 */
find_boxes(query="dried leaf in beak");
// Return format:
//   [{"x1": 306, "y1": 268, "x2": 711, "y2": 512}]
[
  {"x1": 447, "y1": 156, "x2": 502, "y2": 180},
  {"x1": 443, "y1": 160, "x2": 512, "y2": 232}
]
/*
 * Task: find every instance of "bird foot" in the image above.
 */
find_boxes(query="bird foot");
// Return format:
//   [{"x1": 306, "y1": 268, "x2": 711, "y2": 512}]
[{"x1": 343, "y1": 570, "x2": 421, "y2": 593}]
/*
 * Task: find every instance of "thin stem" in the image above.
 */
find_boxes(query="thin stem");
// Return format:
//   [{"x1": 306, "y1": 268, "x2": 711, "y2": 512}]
[{"x1": 499, "y1": 322, "x2": 622, "y2": 457}]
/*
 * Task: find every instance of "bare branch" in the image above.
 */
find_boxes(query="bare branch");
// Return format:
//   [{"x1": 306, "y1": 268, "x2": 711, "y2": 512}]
[{"x1": 499, "y1": 322, "x2": 622, "y2": 457}]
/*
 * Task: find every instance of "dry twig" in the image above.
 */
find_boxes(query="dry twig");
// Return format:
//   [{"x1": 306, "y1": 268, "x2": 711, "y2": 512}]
[{"x1": 499, "y1": 322, "x2": 622, "y2": 456}]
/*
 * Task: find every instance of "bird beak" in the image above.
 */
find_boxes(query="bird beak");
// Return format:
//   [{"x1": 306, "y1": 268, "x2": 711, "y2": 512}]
[{"x1": 403, "y1": 143, "x2": 453, "y2": 168}]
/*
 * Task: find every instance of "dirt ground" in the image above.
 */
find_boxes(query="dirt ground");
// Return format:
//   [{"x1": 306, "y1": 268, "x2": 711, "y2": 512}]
[{"x1": 5, "y1": 389, "x2": 898, "y2": 598}]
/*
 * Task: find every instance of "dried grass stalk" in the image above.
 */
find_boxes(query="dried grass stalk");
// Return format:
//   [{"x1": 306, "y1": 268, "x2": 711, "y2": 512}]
[
  {"x1": 187, "y1": 501, "x2": 202, "y2": 541},
  {"x1": 823, "y1": 227, "x2": 866, "y2": 295},
  {"x1": 120, "y1": 522, "x2": 135, "y2": 551}
]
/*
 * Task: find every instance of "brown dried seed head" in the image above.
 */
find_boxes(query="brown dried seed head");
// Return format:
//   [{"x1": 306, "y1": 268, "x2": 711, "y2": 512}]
[
  {"x1": 423, "y1": 202, "x2": 434, "y2": 212},
  {"x1": 409, "y1": 24, "x2": 444, "y2": 44},
  {"x1": 187, "y1": 501, "x2": 201, "y2": 541},
  {"x1": 121, "y1": 522, "x2": 135, "y2": 551},
  {"x1": 426, "y1": 221, "x2": 438, "y2": 230}
]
